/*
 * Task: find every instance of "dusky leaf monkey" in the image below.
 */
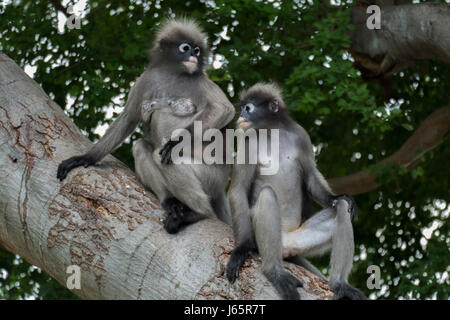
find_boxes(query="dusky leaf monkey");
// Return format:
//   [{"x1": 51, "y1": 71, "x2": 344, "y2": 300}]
[
  {"x1": 57, "y1": 18, "x2": 235, "y2": 233},
  {"x1": 226, "y1": 83, "x2": 366, "y2": 300}
]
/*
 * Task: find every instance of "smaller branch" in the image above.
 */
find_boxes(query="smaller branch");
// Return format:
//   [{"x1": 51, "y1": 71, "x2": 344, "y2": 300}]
[
  {"x1": 329, "y1": 104, "x2": 450, "y2": 195},
  {"x1": 49, "y1": 0, "x2": 69, "y2": 17}
]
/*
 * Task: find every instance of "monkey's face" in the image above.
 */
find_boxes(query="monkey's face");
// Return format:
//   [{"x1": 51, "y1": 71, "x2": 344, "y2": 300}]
[
  {"x1": 237, "y1": 98, "x2": 280, "y2": 130},
  {"x1": 159, "y1": 37, "x2": 205, "y2": 75},
  {"x1": 237, "y1": 102, "x2": 256, "y2": 129}
]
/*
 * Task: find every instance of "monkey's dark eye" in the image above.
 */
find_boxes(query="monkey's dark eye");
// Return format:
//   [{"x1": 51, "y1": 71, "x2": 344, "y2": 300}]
[
  {"x1": 193, "y1": 47, "x2": 201, "y2": 56},
  {"x1": 244, "y1": 103, "x2": 255, "y2": 113},
  {"x1": 179, "y1": 43, "x2": 191, "y2": 53}
]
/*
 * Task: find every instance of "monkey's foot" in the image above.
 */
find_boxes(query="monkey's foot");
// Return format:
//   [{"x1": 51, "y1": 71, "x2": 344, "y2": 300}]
[
  {"x1": 226, "y1": 240, "x2": 255, "y2": 283},
  {"x1": 162, "y1": 198, "x2": 206, "y2": 234},
  {"x1": 162, "y1": 198, "x2": 185, "y2": 233},
  {"x1": 266, "y1": 270, "x2": 303, "y2": 300},
  {"x1": 332, "y1": 282, "x2": 367, "y2": 300},
  {"x1": 163, "y1": 212, "x2": 183, "y2": 234}
]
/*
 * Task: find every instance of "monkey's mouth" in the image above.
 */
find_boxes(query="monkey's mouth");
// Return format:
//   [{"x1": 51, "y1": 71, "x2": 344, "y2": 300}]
[
  {"x1": 237, "y1": 117, "x2": 251, "y2": 129},
  {"x1": 183, "y1": 57, "x2": 198, "y2": 73},
  {"x1": 183, "y1": 61, "x2": 197, "y2": 67}
]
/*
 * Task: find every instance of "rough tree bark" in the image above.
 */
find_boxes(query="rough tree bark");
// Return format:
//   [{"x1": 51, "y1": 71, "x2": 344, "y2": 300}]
[
  {"x1": 350, "y1": 2, "x2": 450, "y2": 78},
  {"x1": 0, "y1": 53, "x2": 332, "y2": 300}
]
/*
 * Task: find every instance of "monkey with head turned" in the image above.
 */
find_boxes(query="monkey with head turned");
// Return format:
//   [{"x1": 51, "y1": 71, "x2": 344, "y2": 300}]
[{"x1": 226, "y1": 83, "x2": 366, "y2": 300}]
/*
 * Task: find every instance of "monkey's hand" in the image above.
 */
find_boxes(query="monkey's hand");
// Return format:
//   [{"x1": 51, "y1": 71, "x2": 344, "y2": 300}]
[
  {"x1": 141, "y1": 100, "x2": 158, "y2": 123},
  {"x1": 57, "y1": 155, "x2": 95, "y2": 181},
  {"x1": 159, "y1": 140, "x2": 180, "y2": 165},
  {"x1": 333, "y1": 194, "x2": 358, "y2": 221}
]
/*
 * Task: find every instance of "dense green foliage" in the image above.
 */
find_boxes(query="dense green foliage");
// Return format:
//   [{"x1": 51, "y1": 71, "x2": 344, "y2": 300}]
[{"x1": 0, "y1": 0, "x2": 448, "y2": 300}]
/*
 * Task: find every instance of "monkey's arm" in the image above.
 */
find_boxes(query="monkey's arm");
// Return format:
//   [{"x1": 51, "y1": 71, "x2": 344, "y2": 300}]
[
  {"x1": 229, "y1": 163, "x2": 256, "y2": 245},
  {"x1": 57, "y1": 78, "x2": 144, "y2": 180},
  {"x1": 226, "y1": 162, "x2": 257, "y2": 283},
  {"x1": 298, "y1": 132, "x2": 358, "y2": 219},
  {"x1": 196, "y1": 100, "x2": 235, "y2": 131},
  {"x1": 198, "y1": 79, "x2": 236, "y2": 131},
  {"x1": 159, "y1": 96, "x2": 235, "y2": 164}
]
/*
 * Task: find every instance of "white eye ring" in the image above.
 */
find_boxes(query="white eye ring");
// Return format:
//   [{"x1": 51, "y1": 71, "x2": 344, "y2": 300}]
[
  {"x1": 245, "y1": 103, "x2": 255, "y2": 113},
  {"x1": 179, "y1": 43, "x2": 191, "y2": 53},
  {"x1": 193, "y1": 47, "x2": 201, "y2": 56}
]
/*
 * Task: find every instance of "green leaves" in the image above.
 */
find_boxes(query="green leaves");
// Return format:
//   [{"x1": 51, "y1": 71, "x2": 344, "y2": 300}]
[{"x1": 402, "y1": 123, "x2": 414, "y2": 131}]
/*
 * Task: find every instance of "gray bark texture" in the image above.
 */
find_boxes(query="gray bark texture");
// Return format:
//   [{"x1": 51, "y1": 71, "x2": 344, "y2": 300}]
[
  {"x1": 0, "y1": 53, "x2": 332, "y2": 300},
  {"x1": 350, "y1": 2, "x2": 450, "y2": 78}
]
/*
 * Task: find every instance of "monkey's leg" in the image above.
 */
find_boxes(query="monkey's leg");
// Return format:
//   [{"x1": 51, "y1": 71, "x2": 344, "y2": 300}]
[
  {"x1": 133, "y1": 139, "x2": 205, "y2": 234},
  {"x1": 211, "y1": 193, "x2": 231, "y2": 225},
  {"x1": 133, "y1": 139, "x2": 170, "y2": 201},
  {"x1": 157, "y1": 163, "x2": 215, "y2": 217},
  {"x1": 252, "y1": 187, "x2": 302, "y2": 300},
  {"x1": 153, "y1": 153, "x2": 219, "y2": 233},
  {"x1": 281, "y1": 201, "x2": 367, "y2": 300}
]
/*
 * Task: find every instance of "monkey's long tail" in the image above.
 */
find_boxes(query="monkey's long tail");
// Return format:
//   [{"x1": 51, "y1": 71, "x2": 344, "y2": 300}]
[{"x1": 329, "y1": 199, "x2": 355, "y2": 286}]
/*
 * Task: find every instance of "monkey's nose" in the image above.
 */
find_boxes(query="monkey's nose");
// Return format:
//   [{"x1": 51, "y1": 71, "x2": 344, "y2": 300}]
[
  {"x1": 237, "y1": 117, "x2": 251, "y2": 128},
  {"x1": 237, "y1": 117, "x2": 246, "y2": 124}
]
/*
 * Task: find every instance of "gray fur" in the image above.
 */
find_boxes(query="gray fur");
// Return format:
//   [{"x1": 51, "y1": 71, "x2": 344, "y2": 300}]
[
  {"x1": 228, "y1": 83, "x2": 366, "y2": 299},
  {"x1": 58, "y1": 18, "x2": 235, "y2": 227}
]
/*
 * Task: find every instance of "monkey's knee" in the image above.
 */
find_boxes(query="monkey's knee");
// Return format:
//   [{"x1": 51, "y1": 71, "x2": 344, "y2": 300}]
[
  {"x1": 252, "y1": 187, "x2": 278, "y2": 218},
  {"x1": 333, "y1": 199, "x2": 349, "y2": 215},
  {"x1": 132, "y1": 138, "x2": 152, "y2": 158}
]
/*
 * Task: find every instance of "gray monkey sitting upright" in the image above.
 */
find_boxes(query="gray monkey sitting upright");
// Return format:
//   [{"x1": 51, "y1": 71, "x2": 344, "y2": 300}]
[
  {"x1": 57, "y1": 18, "x2": 235, "y2": 233},
  {"x1": 226, "y1": 83, "x2": 366, "y2": 300}
]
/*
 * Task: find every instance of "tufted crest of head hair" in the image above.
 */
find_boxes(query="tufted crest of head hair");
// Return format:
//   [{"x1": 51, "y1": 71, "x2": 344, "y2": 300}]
[
  {"x1": 154, "y1": 17, "x2": 208, "y2": 50},
  {"x1": 240, "y1": 82, "x2": 286, "y2": 109}
]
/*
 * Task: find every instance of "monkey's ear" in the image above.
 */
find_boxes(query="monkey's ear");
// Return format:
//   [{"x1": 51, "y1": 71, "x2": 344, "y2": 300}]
[{"x1": 269, "y1": 99, "x2": 279, "y2": 113}]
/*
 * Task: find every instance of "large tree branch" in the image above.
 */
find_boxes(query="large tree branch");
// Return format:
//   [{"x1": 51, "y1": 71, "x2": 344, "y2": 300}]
[
  {"x1": 0, "y1": 53, "x2": 332, "y2": 300},
  {"x1": 329, "y1": 104, "x2": 450, "y2": 195},
  {"x1": 350, "y1": 2, "x2": 450, "y2": 78}
]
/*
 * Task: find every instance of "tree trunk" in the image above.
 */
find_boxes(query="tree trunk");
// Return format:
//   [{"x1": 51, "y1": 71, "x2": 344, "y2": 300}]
[{"x1": 0, "y1": 53, "x2": 332, "y2": 300}]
